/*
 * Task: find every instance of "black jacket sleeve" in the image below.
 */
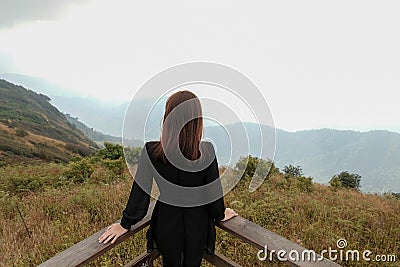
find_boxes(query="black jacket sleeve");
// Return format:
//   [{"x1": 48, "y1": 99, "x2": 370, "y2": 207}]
[
  {"x1": 120, "y1": 144, "x2": 153, "y2": 230},
  {"x1": 204, "y1": 144, "x2": 225, "y2": 222}
]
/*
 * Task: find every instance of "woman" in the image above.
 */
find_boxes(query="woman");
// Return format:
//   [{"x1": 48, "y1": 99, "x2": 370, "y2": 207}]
[{"x1": 99, "y1": 90, "x2": 237, "y2": 267}]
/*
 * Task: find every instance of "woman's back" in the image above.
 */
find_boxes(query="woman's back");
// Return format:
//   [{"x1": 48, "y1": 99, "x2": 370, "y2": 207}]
[
  {"x1": 121, "y1": 140, "x2": 225, "y2": 266},
  {"x1": 99, "y1": 91, "x2": 237, "y2": 267}
]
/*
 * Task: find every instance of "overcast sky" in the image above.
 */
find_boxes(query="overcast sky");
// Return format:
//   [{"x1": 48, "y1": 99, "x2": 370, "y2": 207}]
[{"x1": 0, "y1": 0, "x2": 399, "y2": 133}]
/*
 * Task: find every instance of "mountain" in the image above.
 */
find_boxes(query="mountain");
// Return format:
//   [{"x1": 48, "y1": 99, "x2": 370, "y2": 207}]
[
  {"x1": 274, "y1": 128, "x2": 400, "y2": 193},
  {"x1": 50, "y1": 96, "x2": 128, "y2": 137},
  {"x1": 0, "y1": 73, "x2": 149, "y2": 146},
  {"x1": 1, "y1": 74, "x2": 399, "y2": 192},
  {"x1": 65, "y1": 114, "x2": 142, "y2": 147},
  {"x1": 0, "y1": 79, "x2": 98, "y2": 164},
  {"x1": 0, "y1": 73, "x2": 128, "y2": 136},
  {"x1": 204, "y1": 123, "x2": 400, "y2": 193}
]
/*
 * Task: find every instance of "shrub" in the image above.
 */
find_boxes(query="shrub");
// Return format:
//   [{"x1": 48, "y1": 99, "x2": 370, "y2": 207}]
[
  {"x1": 0, "y1": 191, "x2": 18, "y2": 219},
  {"x1": 235, "y1": 155, "x2": 258, "y2": 177},
  {"x1": 283, "y1": 165, "x2": 303, "y2": 177},
  {"x1": 76, "y1": 145, "x2": 93, "y2": 157},
  {"x1": 255, "y1": 158, "x2": 279, "y2": 178},
  {"x1": 235, "y1": 155, "x2": 277, "y2": 180},
  {"x1": 65, "y1": 143, "x2": 93, "y2": 157},
  {"x1": 15, "y1": 128, "x2": 28, "y2": 137},
  {"x1": 391, "y1": 192, "x2": 400, "y2": 199},
  {"x1": 383, "y1": 192, "x2": 400, "y2": 200},
  {"x1": 98, "y1": 142, "x2": 124, "y2": 160},
  {"x1": 3, "y1": 177, "x2": 44, "y2": 194},
  {"x1": 101, "y1": 158, "x2": 126, "y2": 176},
  {"x1": 329, "y1": 176, "x2": 342, "y2": 190},
  {"x1": 297, "y1": 176, "x2": 314, "y2": 192},
  {"x1": 36, "y1": 147, "x2": 53, "y2": 161},
  {"x1": 0, "y1": 163, "x2": 66, "y2": 193},
  {"x1": 63, "y1": 159, "x2": 94, "y2": 183},
  {"x1": 330, "y1": 171, "x2": 361, "y2": 191}
]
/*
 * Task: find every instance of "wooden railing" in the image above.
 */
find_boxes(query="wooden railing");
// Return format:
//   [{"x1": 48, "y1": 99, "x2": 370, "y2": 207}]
[{"x1": 38, "y1": 201, "x2": 341, "y2": 267}]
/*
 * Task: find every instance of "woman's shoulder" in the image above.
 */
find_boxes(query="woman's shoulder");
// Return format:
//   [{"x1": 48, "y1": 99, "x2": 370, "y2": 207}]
[
  {"x1": 199, "y1": 141, "x2": 216, "y2": 162},
  {"x1": 200, "y1": 141, "x2": 215, "y2": 151},
  {"x1": 142, "y1": 140, "x2": 216, "y2": 162},
  {"x1": 143, "y1": 141, "x2": 160, "y2": 156},
  {"x1": 144, "y1": 140, "x2": 159, "y2": 148}
]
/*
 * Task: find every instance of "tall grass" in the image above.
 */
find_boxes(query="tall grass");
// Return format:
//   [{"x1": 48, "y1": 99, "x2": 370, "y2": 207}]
[{"x1": 0, "y1": 163, "x2": 399, "y2": 266}]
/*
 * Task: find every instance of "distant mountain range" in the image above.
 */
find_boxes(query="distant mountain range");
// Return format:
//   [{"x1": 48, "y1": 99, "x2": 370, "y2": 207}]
[
  {"x1": 204, "y1": 123, "x2": 400, "y2": 193},
  {"x1": 275, "y1": 127, "x2": 400, "y2": 192},
  {"x1": 1, "y1": 74, "x2": 399, "y2": 193},
  {"x1": 65, "y1": 114, "x2": 142, "y2": 147}
]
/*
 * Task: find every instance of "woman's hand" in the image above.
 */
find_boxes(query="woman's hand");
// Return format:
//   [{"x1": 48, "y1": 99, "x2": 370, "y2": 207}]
[
  {"x1": 221, "y1": 208, "x2": 238, "y2": 222},
  {"x1": 98, "y1": 223, "x2": 128, "y2": 244}
]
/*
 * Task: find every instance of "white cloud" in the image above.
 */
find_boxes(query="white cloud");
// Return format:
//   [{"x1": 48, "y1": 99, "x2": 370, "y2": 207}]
[
  {"x1": 0, "y1": 0, "x2": 91, "y2": 28},
  {"x1": 0, "y1": 0, "x2": 399, "y2": 132}
]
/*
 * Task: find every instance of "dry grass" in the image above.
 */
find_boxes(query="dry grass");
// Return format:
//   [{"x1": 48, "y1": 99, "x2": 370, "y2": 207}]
[{"x1": 1, "y1": 164, "x2": 399, "y2": 266}]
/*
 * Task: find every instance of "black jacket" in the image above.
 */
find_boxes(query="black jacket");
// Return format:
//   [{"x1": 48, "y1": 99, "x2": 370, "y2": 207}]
[{"x1": 120, "y1": 141, "x2": 225, "y2": 267}]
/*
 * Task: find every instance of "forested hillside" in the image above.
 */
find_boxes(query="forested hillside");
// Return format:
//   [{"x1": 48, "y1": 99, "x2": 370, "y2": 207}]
[
  {"x1": 205, "y1": 123, "x2": 400, "y2": 193},
  {"x1": 0, "y1": 79, "x2": 98, "y2": 164}
]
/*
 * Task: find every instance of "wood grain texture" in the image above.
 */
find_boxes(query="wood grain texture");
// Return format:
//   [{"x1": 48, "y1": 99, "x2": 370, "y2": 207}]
[{"x1": 217, "y1": 216, "x2": 341, "y2": 267}]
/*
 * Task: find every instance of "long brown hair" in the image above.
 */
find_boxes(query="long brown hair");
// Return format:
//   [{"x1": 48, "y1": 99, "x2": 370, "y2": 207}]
[{"x1": 153, "y1": 90, "x2": 203, "y2": 163}]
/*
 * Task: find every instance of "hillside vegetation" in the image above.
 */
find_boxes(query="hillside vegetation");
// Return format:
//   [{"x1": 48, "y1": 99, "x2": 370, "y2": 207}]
[
  {"x1": 2, "y1": 75, "x2": 400, "y2": 193},
  {"x1": 0, "y1": 78, "x2": 398, "y2": 265},
  {"x1": 0, "y1": 79, "x2": 98, "y2": 164},
  {"x1": 205, "y1": 123, "x2": 400, "y2": 193},
  {"x1": 0, "y1": 73, "x2": 129, "y2": 137},
  {"x1": 0, "y1": 146, "x2": 399, "y2": 267}
]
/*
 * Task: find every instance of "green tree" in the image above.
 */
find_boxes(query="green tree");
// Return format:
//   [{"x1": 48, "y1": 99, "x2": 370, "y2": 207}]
[
  {"x1": 391, "y1": 192, "x2": 400, "y2": 199},
  {"x1": 98, "y1": 142, "x2": 124, "y2": 160},
  {"x1": 283, "y1": 165, "x2": 303, "y2": 177},
  {"x1": 102, "y1": 158, "x2": 126, "y2": 176},
  {"x1": 329, "y1": 176, "x2": 342, "y2": 190},
  {"x1": 297, "y1": 176, "x2": 314, "y2": 192},
  {"x1": 63, "y1": 159, "x2": 94, "y2": 183},
  {"x1": 330, "y1": 171, "x2": 361, "y2": 190},
  {"x1": 235, "y1": 155, "x2": 278, "y2": 179}
]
